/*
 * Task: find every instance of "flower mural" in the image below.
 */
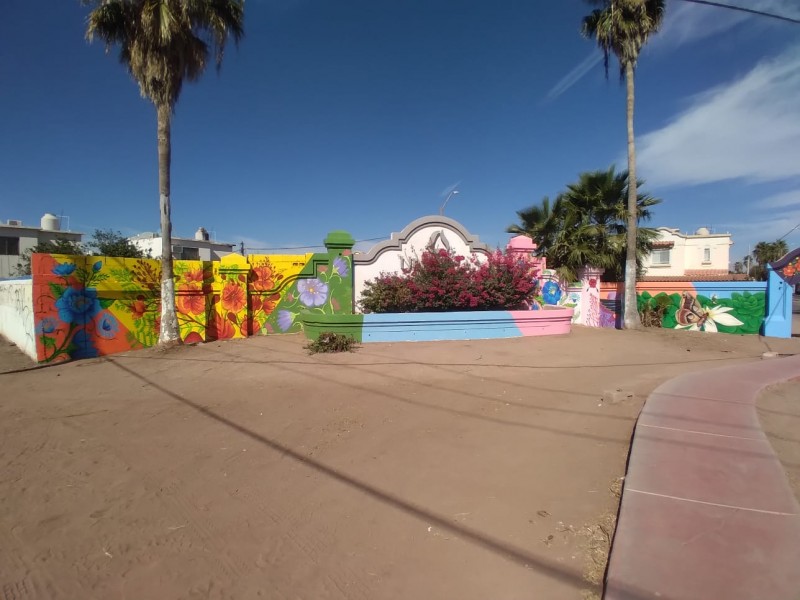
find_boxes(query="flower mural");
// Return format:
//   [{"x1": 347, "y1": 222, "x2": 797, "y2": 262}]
[
  {"x1": 542, "y1": 281, "x2": 563, "y2": 305},
  {"x1": 298, "y1": 278, "x2": 329, "y2": 307},
  {"x1": 277, "y1": 310, "x2": 295, "y2": 332},
  {"x1": 672, "y1": 293, "x2": 745, "y2": 333},
  {"x1": 97, "y1": 313, "x2": 119, "y2": 339},
  {"x1": 53, "y1": 262, "x2": 77, "y2": 276},
  {"x1": 37, "y1": 256, "x2": 117, "y2": 362},
  {"x1": 177, "y1": 284, "x2": 205, "y2": 315},
  {"x1": 31, "y1": 239, "x2": 355, "y2": 363},
  {"x1": 333, "y1": 256, "x2": 349, "y2": 277},
  {"x1": 635, "y1": 290, "x2": 764, "y2": 334},
  {"x1": 221, "y1": 282, "x2": 246, "y2": 313},
  {"x1": 262, "y1": 253, "x2": 353, "y2": 335},
  {"x1": 55, "y1": 287, "x2": 102, "y2": 324}
]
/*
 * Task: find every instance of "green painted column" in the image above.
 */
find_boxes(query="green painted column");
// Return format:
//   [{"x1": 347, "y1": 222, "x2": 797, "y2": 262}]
[{"x1": 323, "y1": 230, "x2": 355, "y2": 314}]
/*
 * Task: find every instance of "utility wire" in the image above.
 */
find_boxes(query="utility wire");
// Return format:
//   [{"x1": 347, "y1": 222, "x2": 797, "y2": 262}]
[
  {"x1": 245, "y1": 236, "x2": 387, "y2": 252},
  {"x1": 675, "y1": 0, "x2": 800, "y2": 25},
  {"x1": 777, "y1": 223, "x2": 800, "y2": 242}
]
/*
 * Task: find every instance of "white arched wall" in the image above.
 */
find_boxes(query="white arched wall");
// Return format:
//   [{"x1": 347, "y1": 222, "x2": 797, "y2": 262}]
[{"x1": 353, "y1": 216, "x2": 491, "y2": 313}]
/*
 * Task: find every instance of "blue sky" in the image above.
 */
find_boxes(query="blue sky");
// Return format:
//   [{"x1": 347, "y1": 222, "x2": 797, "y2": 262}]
[{"x1": 1, "y1": 0, "x2": 799, "y2": 261}]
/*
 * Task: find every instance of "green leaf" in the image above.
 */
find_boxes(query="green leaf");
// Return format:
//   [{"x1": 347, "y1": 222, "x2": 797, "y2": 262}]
[
  {"x1": 99, "y1": 298, "x2": 115, "y2": 309},
  {"x1": 42, "y1": 336, "x2": 56, "y2": 348},
  {"x1": 49, "y1": 282, "x2": 65, "y2": 299}
]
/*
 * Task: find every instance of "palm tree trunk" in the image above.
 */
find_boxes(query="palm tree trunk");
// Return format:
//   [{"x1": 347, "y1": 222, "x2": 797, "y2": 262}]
[
  {"x1": 622, "y1": 60, "x2": 640, "y2": 330},
  {"x1": 157, "y1": 104, "x2": 181, "y2": 345}
]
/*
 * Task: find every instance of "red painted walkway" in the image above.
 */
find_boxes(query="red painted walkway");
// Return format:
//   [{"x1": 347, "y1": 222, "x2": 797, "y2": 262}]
[{"x1": 605, "y1": 354, "x2": 800, "y2": 600}]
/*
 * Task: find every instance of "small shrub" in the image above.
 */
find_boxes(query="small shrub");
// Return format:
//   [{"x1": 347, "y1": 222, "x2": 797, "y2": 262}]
[
  {"x1": 360, "y1": 248, "x2": 539, "y2": 313},
  {"x1": 305, "y1": 332, "x2": 358, "y2": 354}
]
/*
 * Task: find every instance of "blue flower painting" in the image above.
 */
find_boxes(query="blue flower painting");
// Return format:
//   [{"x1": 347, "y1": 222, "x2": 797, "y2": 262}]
[
  {"x1": 97, "y1": 313, "x2": 119, "y2": 339},
  {"x1": 55, "y1": 287, "x2": 102, "y2": 324},
  {"x1": 52, "y1": 262, "x2": 77, "y2": 276},
  {"x1": 542, "y1": 281, "x2": 563, "y2": 305}
]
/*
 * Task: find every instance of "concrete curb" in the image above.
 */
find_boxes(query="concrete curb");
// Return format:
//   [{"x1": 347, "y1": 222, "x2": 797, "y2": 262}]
[{"x1": 605, "y1": 354, "x2": 800, "y2": 600}]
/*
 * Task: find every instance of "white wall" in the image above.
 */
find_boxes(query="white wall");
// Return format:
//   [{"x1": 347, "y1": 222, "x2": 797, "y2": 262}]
[
  {"x1": 0, "y1": 279, "x2": 36, "y2": 361},
  {"x1": 353, "y1": 216, "x2": 491, "y2": 312}
]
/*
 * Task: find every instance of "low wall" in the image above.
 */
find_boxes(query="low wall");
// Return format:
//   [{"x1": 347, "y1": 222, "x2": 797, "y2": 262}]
[
  {"x1": 0, "y1": 278, "x2": 36, "y2": 360},
  {"x1": 300, "y1": 307, "x2": 573, "y2": 343},
  {"x1": 598, "y1": 280, "x2": 767, "y2": 334},
  {"x1": 30, "y1": 231, "x2": 356, "y2": 364}
]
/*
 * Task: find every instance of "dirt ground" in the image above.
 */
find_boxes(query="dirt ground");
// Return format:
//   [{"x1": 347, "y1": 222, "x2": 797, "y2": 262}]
[
  {"x1": 1, "y1": 327, "x2": 799, "y2": 600},
  {"x1": 0, "y1": 339, "x2": 37, "y2": 374},
  {"x1": 758, "y1": 380, "x2": 800, "y2": 502}
]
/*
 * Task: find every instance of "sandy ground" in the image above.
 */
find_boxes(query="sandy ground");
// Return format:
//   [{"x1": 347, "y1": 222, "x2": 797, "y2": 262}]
[
  {"x1": 757, "y1": 380, "x2": 800, "y2": 502},
  {"x1": 0, "y1": 339, "x2": 37, "y2": 374},
  {"x1": 1, "y1": 327, "x2": 799, "y2": 600}
]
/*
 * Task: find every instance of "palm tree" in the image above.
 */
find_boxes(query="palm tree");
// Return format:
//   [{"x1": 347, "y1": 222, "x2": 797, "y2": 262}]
[
  {"x1": 507, "y1": 195, "x2": 565, "y2": 254},
  {"x1": 85, "y1": 0, "x2": 244, "y2": 345},
  {"x1": 582, "y1": 0, "x2": 665, "y2": 329},
  {"x1": 753, "y1": 240, "x2": 789, "y2": 266},
  {"x1": 508, "y1": 167, "x2": 660, "y2": 283}
]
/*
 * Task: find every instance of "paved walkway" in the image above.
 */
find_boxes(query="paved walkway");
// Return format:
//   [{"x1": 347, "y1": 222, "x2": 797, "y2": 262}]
[{"x1": 606, "y1": 354, "x2": 800, "y2": 600}]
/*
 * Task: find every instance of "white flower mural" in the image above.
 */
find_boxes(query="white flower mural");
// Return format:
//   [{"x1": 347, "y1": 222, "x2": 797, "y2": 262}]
[{"x1": 674, "y1": 298, "x2": 744, "y2": 333}]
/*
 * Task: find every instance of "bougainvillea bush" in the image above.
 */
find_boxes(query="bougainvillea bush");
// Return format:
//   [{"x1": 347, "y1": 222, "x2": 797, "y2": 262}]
[{"x1": 360, "y1": 249, "x2": 539, "y2": 313}]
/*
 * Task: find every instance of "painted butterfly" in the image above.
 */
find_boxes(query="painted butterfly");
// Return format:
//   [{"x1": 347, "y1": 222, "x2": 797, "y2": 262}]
[{"x1": 675, "y1": 292, "x2": 709, "y2": 329}]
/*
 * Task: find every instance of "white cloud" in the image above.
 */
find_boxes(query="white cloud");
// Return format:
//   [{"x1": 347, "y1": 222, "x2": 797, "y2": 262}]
[
  {"x1": 544, "y1": 52, "x2": 602, "y2": 102},
  {"x1": 654, "y1": 0, "x2": 800, "y2": 49},
  {"x1": 635, "y1": 47, "x2": 800, "y2": 187},
  {"x1": 717, "y1": 208, "x2": 800, "y2": 257},
  {"x1": 757, "y1": 189, "x2": 800, "y2": 209},
  {"x1": 546, "y1": 0, "x2": 800, "y2": 100}
]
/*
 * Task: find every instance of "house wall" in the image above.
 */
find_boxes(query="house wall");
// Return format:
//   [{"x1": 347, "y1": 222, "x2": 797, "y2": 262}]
[
  {"x1": 30, "y1": 232, "x2": 355, "y2": 363},
  {"x1": 0, "y1": 226, "x2": 82, "y2": 278},
  {"x1": 130, "y1": 236, "x2": 233, "y2": 261},
  {"x1": 0, "y1": 278, "x2": 36, "y2": 360},
  {"x1": 643, "y1": 228, "x2": 732, "y2": 277}
]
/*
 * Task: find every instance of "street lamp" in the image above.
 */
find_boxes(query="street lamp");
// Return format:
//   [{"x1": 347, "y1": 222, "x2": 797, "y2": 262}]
[{"x1": 439, "y1": 190, "x2": 459, "y2": 215}]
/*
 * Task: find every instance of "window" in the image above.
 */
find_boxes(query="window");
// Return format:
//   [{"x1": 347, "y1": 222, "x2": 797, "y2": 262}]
[
  {"x1": 179, "y1": 247, "x2": 200, "y2": 260},
  {"x1": 0, "y1": 236, "x2": 20, "y2": 256},
  {"x1": 703, "y1": 247, "x2": 711, "y2": 263},
  {"x1": 651, "y1": 249, "x2": 671, "y2": 265}
]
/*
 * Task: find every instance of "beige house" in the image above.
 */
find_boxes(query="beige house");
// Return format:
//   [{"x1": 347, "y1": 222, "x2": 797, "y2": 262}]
[{"x1": 642, "y1": 227, "x2": 733, "y2": 279}]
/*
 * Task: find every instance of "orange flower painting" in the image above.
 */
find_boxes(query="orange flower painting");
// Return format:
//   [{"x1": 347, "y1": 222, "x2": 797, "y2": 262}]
[{"x1": 221, "y1": 283, "x2": 246, "y2": 313}]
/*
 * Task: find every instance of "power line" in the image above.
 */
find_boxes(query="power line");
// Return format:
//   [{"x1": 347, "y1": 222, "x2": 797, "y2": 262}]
[
  {"x1": 675, "y1": 0, "x2": 800, "y2": 25},
  {"x1": 778, "y1": 223, "x2": 800, "y2": 242},
  {"x1": 245, "y1": 236, "x2": 387, "y2": 253}
]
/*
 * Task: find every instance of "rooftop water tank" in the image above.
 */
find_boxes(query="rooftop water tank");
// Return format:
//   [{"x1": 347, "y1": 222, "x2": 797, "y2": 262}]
[
  {"x1": 41, "y1": 213, "x2": 60, "y2": 231},
  {"x1": 695, "y1": 227, "x2": 710, "y2": 235},
  {"x1": 195, "y1": 227, "x2": 209, "y2": 241}
]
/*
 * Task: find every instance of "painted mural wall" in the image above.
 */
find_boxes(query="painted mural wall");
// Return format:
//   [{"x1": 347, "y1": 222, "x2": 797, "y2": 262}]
[
  {"x1": 597, "y1": 281, "x2": 767, "y2": 334},
  {"x1": 0, "y1": 278, "x2": 36, "y2": 360},
  {"x1": 30, "y1": 231, "x2": 355, "y2": 364}
]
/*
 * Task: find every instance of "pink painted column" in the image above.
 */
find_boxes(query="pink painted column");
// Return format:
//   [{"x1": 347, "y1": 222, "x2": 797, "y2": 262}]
[
  {"x1": 506, "y1": 235, "x2": 545, "y2": 273},
  {"x1": 577, "y1": 266, "x2": 604, "y2": 327}
]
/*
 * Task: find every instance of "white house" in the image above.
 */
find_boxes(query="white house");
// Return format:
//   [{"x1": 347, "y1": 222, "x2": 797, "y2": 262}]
[
  {"x1": 129, "y1": 227, "x2": 235, "y2": 261},
  {"x1": 642, "y1": 227, "x2": 733, "y2": 278},
  {"x1": 0, "y1": 214, "x2": 84, "y2": 278}
]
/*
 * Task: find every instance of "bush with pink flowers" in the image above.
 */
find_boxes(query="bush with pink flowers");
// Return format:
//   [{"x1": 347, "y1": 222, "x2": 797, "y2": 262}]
[{"x1": 360, "y1": 249, "x2": 539, "y2": 313}]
